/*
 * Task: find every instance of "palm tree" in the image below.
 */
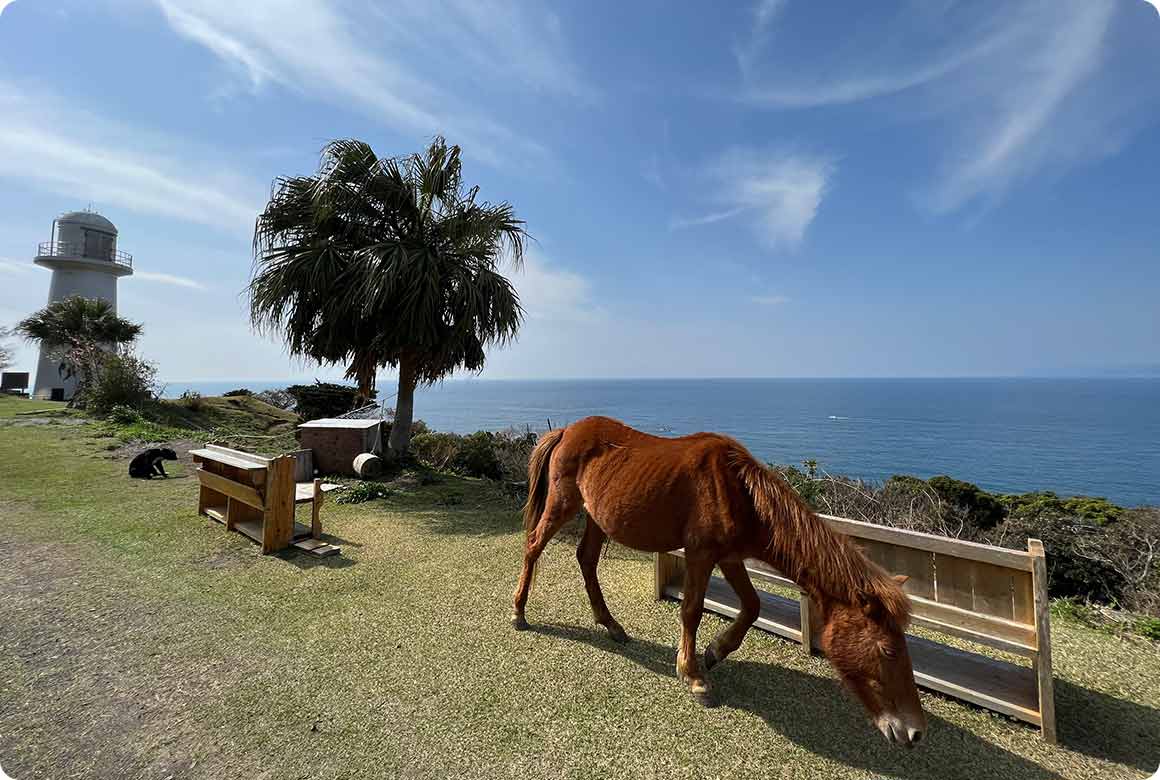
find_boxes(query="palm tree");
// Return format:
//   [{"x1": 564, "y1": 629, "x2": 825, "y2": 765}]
[
  {"x1": 16, "y1": 296, "x2": 143, "y2": 403},
  {"x1": 16, "y1": 295, "x2": 142, "y2": 358},
  {"x1": 251, "y1": 137, "x2": 527, "y2": 455}
]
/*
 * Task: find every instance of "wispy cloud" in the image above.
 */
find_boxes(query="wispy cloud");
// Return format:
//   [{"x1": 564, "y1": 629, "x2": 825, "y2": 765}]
[
  {"x1": 737, "y1": 0, "x2": 1140, "y2": 212},
  {"x1": 735, "y1": 0, "x2": 787, "y2": 76},
  {"x1": 0, "y1": 83, "x2": 262, "y2": 234},
  {"x1": 154, "y1": 0, "x2": 592, "y2": 166},
  {"x1": 673, "y1": 148, "x2": 835, "y2": 249},
  {"x1": 0, "y1": 259, "x2": 42, "y2": 275},
  {"x1": 132, "y1": 271, "x2": 208, "y2": 291},
  {"x1": 926, "y1": 1, "x2": 1117, "y2": 211},
  {"x1": 515, "y1": 251, "x2": 604, "y2": 324},
  {"x1": 751, "y1": 294, "x2": 790, "y2": 305}
]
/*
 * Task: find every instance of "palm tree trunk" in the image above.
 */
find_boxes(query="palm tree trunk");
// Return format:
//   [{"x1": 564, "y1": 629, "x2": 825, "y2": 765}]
[{"x1": 387, "y1": 354, "x2": 418, "y2": 456}]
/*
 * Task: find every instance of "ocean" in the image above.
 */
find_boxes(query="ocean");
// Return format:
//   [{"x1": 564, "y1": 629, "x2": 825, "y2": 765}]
[{"x1": 164, "y1": 378, "x2": 1160, "y2": 506}]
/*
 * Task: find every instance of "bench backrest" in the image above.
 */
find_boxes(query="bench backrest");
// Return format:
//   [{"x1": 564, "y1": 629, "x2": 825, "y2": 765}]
[{"x1": 819, "y1": 515, "x2": 1042, "y2": 655}]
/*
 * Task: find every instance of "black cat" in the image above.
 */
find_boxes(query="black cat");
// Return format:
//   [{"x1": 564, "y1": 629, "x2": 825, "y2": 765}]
[{"x1": 129, "y1": 447, "x2": 178, "y2": 479}]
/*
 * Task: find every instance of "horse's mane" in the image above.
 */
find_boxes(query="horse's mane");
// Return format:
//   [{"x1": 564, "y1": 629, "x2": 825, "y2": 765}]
[{"x1": 729, "y1": 447, "x2": 911, "y2": 627}]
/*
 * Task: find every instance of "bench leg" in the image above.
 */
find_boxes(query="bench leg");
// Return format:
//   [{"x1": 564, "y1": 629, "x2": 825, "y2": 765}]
[{"x1": 311, "y1": 478, "x2": 322, "y2": 539}]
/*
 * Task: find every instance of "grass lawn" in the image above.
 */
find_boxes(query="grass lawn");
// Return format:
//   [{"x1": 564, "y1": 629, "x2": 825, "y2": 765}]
[{"x1": 1, "y1": 395, "x2": 1157, "y2": 779}]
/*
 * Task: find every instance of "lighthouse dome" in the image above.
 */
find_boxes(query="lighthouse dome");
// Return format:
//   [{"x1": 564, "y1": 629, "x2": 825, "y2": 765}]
[{"x1": 57, "y1": 210, "x2": 118, "y2": 235}]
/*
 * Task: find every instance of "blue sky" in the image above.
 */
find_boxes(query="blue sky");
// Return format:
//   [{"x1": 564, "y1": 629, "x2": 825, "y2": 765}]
[{"x1": 0, "y1": 0, "x2": 1157, "y2": 381}]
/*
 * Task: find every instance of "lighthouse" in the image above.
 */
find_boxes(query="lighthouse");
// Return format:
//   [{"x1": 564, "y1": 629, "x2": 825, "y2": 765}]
[{"x1": 32, "y1": 210, "x2": 134, "y2": 401}]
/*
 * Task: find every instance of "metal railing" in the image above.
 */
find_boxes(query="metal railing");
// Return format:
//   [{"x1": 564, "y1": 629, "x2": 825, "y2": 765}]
[{"x1": 37, "y1": 241, "x2": 133, "y2": 268}]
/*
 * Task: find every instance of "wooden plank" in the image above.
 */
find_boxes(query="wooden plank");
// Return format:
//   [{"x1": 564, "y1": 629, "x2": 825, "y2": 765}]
[
  {"x1": 972, "y1": 561, "x2": 1016, "y2": 620},
  {"x1": 310, "y1": 478, "x2": 322, "y2": 539},
  {"x1": 663, "y1": 576, "x2": 803, "y2": 644},
  {"x1": 261, "y1": 456, "x2": 297, "y2": 554},
  {"x1": 1011, "y1": 570, "x2": 1035, "y2": 626},
  {"x1": 228, "y1": 497, "x2": 263, "y2": 533},
  {"x1": 888, "y1": 546, "x2": 936, "y2": 600},
  {"x1": 1029, "y1": 539, "x2": 1057, "y2": 744},
  {"x1": 935, "y1": 553, "x2": 976, "y2": 611},
  {"x1": 292, "y1": 538, "x2": 341, "y2": 557},
  {"x1": 743, "y1": 559, "x2": 800, "y2": 591},
  {"x1": 203, "y1": 505, "x2": 227, "y2": 524},
  {"x1": 204, "y1": 443, "x2": 270, "y2": 464},
  {"x1": 234, "y1": 518, "x2": 313, "y2": 545},
  {"x1": 907, "y1": 596, "x2": 1038, "y2": 655},
  {"x1": 294, "y1": 481, "x2": 342, "y2": 502},
  {"x1": 190, "y1": 448, "x2": 269, "y2": 472},
  {"x1": 196, "y1": 468, "x2": 265, "y2": 510},
  {"x1": 907, "y1": 637, "x2": 1041, "y2": 726},
  {"x1": 821, "y1": 514, "x2": 1035, "y2": 571},
  {"x1": 656, "y1": 551, "x2": 687, "y2": 600}
]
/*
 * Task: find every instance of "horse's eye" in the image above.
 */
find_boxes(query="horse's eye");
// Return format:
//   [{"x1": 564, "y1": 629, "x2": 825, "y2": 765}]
[{"x1": 880, "y1": 645, "x2": 897, "y2": 660}]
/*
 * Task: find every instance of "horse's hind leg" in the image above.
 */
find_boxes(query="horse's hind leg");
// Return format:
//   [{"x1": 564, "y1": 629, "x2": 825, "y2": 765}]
[
  {"x1": 704, "y1": 559, "x2": 760, "y2": 671},
  {"x1": 676, "y1": 553, "x2": 714, "y2": 699},
  {"x1": 512, "y1": 481, "x2": 580, "y2": 630},
  {"x1": 576, "y1": 516, "x2": 629, "y2": 643}
]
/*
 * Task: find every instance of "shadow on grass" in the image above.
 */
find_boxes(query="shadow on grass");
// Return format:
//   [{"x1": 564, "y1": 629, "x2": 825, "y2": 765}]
[
  {"x1": 529, "y1": 622, "x2": 1098, "y2": 780},
  {"x1": 1054, "y1": 679, "x2": 1160, "y2": 771}
]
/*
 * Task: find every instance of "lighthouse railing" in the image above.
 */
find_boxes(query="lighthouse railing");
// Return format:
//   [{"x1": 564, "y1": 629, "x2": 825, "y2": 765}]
[{"x1": 36, "y1": 241, "x2": 133, "y2": 268}]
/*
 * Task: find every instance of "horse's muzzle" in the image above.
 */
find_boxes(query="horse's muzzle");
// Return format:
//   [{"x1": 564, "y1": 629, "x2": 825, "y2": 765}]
[{"x1": 876, "y1": 714, "x2": 926, "y2": 748}]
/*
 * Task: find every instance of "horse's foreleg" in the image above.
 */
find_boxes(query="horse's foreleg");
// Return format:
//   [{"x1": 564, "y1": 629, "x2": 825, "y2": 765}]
[
  {"x1": 576, "y1": 516, "x2": 629, "y2": 643},
  {"x1": 704, "y1": 559, "x2": 760, "y2": 671},
  {"x1": 676, "y1": 554, "x2": 713, "y2": 699},
  {"x1": 512, "y1": 488, "x2": 579, "y2": 630}
]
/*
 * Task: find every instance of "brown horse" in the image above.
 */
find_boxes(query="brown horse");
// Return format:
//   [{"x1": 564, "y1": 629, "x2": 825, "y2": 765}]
[{"x1": 513, "y1": 416, "x2": 927, "y2": 747}]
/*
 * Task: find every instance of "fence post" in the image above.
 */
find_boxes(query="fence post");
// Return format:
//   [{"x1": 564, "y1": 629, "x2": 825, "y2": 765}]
[{"x1": 1028, "y1": 538, "x2": 1056, "y2": 743}]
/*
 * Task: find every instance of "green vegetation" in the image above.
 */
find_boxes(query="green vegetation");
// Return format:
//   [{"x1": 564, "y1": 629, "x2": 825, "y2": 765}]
[
  {"x1": 86, "y1": 392, "x2": 301, "y2": 454},
  {"x1": 1, "y1": 399, "x2": 1157, "y2": 779},
  {"x1": 334, "y1": 481, "x2": 394, "y2": 504},
  {"x1": 15, "y1": 296, "x2": 150, "y2": 409},
  {"x1": 250, "y1": 136, "x2": 528, "y2": 455},
  {"x1": 286, "y1": 380, "x2": 373, "y2": 421},
  {"x1": 410, "y1": 429, "x2": 535, "y2": 482}
]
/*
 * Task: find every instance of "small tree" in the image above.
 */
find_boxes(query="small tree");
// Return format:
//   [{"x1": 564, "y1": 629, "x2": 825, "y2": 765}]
[{"x1": 16, "y1": 297, "x2": 144, "y2": 406}]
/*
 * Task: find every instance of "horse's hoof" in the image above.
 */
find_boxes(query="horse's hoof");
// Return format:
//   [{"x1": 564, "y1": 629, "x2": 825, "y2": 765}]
[
  {"x1": 703, "y1": 645, "x2": 720, "y2": 671},
  {"x1": 511, "y1": 615, "x2": 529, "y2": 631},
  {"x1": 605, "y1": 623, "x2": 630, "y2": 643},
  {"x1": 689, "y1": 679, "x2": 713, "y2": 704}
]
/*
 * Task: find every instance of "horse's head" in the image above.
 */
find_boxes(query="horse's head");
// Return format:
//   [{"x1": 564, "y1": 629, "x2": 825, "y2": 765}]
[{"x1": 819, "y1": 574, "x2": 927, "y2": 748}]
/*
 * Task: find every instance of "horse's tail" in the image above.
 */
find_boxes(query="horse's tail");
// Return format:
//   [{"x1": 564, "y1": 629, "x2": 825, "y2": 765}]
[{"x1": 523, "y1": 427, "x2": 565, "y2": 534}]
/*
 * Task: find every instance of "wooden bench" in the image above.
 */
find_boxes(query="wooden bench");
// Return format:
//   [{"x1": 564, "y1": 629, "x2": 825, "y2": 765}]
[
  {"x1": 655, "y1": 516, "x2": 1056, "y2": 742},
  {"x1": 190, "y1": 444, "x2": 340, "y2": 557}
]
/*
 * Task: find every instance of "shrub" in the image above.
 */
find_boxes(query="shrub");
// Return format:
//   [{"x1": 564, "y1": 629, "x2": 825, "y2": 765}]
[
  {"x1": 410, "y1": 432, "x2": 462, "y2": 471},
  {"x1": 287, "y1": 381, "x2": 373, "y2": 421},
  {"x1": 926, "y1": 475, "x2": 1006, "y2": 532},
  {"x1": 77, "y1": 351, "x2": 158, "y2": 414},
  {"x1": 255, "y1": 388, "x2": 296, "y2": 410},
  {"x1": 410, "y1": 428, "x2": 532, "y2": 481},
  {"x1": 335, "y1": 482, "x2": 393, "y2": 504},
  {"x1": 223, "y1": 388, "x2": 252, "y2": 397},
  {"x1": 491, "y1": 428, "x2": 538, "y2": 482},
  {"x1": 1136, "y1": 617, "x2": 1160, "y2": 641},
  {"x1": 456, "y1": 431, "x2": 503, "y2": 480},
  {"x1": 179, "y1": 390, "x2": 205, "y2": 411},
  {"x1": 105, "y1": 404, "x2": 144, "y2": 425},
  {"x1": 1001, "y1": 491, "x2": 1123, "y2": 526}
]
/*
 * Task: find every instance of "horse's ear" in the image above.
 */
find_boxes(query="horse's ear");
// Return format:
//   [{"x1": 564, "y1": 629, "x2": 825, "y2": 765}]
[{"x1": 893, "y1": 574, "x2": 909, "y2": 586}]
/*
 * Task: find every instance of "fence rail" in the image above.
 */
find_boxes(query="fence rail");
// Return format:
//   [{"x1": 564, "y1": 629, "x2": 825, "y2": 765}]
[{"x1": 37, "y1": 241, "x2": 133, "y2": 268}]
